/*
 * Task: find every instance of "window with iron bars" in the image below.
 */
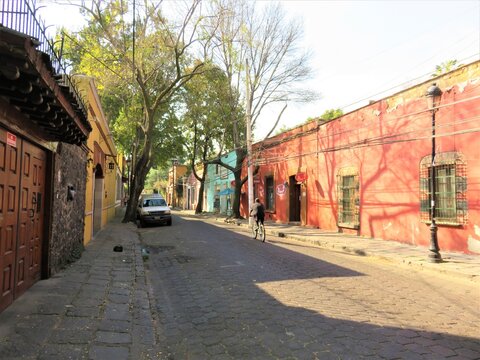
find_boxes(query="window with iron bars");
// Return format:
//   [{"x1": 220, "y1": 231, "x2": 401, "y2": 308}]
[
  {"x1": 420, "y1": 152, "x2": 467, "y2": 225},
  {"x1": 265, "y1": 176, "x2": 275, "y2": 211},
  {"x1": 337, "y1": 168, "x2": 360, "y2": 229}
]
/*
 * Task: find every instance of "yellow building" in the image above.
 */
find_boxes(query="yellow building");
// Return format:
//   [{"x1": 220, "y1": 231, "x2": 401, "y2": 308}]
[
  {"x1": 167, "y1": 162, "x2": 188, "y2": 208},
  {"x1": 74, "y1": 75, "x2": 124, "y2": 244}
]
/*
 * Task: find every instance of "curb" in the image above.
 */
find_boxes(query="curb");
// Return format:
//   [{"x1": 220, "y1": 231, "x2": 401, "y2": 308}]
[{"x1": 264, "y1": 226, "x2": 480, "y2": 284}]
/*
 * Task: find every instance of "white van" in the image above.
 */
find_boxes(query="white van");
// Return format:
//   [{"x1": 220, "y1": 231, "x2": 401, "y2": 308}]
[{"x1": 136, "y1": 194, "x2": 172, "y2": 227}]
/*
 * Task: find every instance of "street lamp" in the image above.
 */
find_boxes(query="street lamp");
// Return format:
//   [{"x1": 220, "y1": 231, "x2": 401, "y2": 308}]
[
  {"x1": 425, "y1": 83, "x2": 442, "y2": 263},
  {"x1": 171, "y1": 158, "x2": 178, "y2": 207}
]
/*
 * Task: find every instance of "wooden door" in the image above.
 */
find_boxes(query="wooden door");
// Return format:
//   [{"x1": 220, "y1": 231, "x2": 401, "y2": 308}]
[
  {"x1": 0, "y1": 129, "x2": 46, "y2": 312},
  {"x1": 16, "y1": 141, "x2": 46, "y2": 297},
  {"x1": 0, "y1": 129, "x2": 21, "y2": 312},
  {"x1": 289, "y1": 176, "x2": 301, "y2": 222}
]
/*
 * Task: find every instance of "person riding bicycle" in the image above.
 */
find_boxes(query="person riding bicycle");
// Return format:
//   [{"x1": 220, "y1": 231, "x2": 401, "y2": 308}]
[{"x1": 250, "y1": 198, "x2": 265, "y2": 228}]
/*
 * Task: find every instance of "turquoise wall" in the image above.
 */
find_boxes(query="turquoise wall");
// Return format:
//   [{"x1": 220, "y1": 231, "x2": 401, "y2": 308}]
[{"x1": 205, "y1": 150, "x2": 237, "y2": 215}]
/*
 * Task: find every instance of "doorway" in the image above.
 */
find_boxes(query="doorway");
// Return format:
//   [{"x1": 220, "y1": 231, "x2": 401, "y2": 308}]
[
  {"x1": 93, "y1": 165, "x2": 104, "y2": 236},
  {"x1": 289, "y1": 175, "x2": 301, "y2": 222},
  {"x1": 0, "y1": 130, "x2": 47, "y2": 312}
]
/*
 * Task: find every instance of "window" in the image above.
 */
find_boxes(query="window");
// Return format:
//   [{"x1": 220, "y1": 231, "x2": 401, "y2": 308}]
[
  {"x1": 116, "y1": 174, "x2": 122, "y2": 201},
  {"x1": 220, "y1": 166, "x2": 228, "y2": 179},
  {"x1": 265, "y1": 176, "x2": 275, "y2": 211},
  {"x1": 420, "y1": 152, "x2": 467, "y2": 225},
  {"x1": 337, "y1": 167, "x2": 359, "y2": 229}
]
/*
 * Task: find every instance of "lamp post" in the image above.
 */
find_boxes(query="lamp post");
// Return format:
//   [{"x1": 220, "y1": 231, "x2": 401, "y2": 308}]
[{"x1": 425, "y1": 83, "x2": 442, "y2": 263}]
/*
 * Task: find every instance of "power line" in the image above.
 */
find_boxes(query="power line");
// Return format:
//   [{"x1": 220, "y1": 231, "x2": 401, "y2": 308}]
[
  {"x1": 258, "y1": 86, "x2": 480, "y2": 152},
  {"x1": 254, "y1": 119, "x2": 480, "y2": 166}
]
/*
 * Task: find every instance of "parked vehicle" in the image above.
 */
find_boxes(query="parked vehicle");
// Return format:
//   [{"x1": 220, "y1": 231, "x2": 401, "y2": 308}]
[{"x1": 136, "y1": 194, "x2": 172, "y2": 227}]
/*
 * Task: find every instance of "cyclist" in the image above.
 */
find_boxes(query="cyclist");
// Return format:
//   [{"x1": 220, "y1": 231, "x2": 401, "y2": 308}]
[{"x1": 250, "y1": 198, "x2": 265, "y2": 240}]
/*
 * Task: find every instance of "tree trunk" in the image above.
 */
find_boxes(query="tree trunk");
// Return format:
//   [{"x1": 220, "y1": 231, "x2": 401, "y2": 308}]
[
  {"x1": 231, "y1": 149, "x2": 247, "y2": 218},
  {"x1": 195, "y1": 170, "x2": 207, "y2": 214},
  {"x1": 122, "y1": 143, "x2": 152, "y2": 223}
]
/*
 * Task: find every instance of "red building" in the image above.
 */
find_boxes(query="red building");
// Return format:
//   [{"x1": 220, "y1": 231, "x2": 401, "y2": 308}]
[{"x1": 242, "y1": 61, "x2": 480, "y2": 254}]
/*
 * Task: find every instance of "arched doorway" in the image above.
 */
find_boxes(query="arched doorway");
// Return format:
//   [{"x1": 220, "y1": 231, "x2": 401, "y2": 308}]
[{"x1": 93, "y1": 164, "x2": 104, "y2": 235}]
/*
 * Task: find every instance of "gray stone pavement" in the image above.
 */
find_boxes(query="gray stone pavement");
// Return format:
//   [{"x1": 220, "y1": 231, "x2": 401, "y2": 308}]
[
  {"x1": 0, "y1": 215, "x2": 162, "y2": 360},
  {"x1": 178, "y1": 210, "x2": 480, "y2": 283}
]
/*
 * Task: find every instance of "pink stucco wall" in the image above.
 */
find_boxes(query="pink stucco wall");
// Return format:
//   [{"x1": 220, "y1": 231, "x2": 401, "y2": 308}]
[{"x1": 242, "y1": 61, "x2": 480, "y2": 254}]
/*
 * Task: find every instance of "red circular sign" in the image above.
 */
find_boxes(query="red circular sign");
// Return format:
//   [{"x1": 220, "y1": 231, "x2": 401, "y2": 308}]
[{"x1": 295, "y1": 172, "x2": 307, "y2": 182}]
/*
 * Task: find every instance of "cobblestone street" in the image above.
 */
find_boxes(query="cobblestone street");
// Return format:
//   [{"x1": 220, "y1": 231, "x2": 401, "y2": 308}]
[
  {"x1": 142, "y1": 215, "x2": 480, "y2": 360},
  {"x1": 0, "y1": 214, "x2": 478, "y2": 360}
]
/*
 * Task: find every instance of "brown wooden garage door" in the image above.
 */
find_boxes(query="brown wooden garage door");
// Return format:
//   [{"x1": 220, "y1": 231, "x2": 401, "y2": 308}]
[{"x1": 0, "y1": 128, "x2": 46, "y2": 312}]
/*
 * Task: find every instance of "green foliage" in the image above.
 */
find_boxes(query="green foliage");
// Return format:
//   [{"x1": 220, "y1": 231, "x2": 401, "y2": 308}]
[
  {"x1": 59, "y1": 0, "x2": 208, "y2": 221},
  {"x1": 145, "y1": 168, "x2": 169, "y2": 195},
  {"x1": 320, "y1": 108, "x2": 344, "y2": 121},
  {"x1": 181, "y1": 63, "x2": 244, "y2": 164},
  {"x1": 274, "y1": 108, "x2": 344, "y2": 136},
  {"x1": 274, "y1": 124, "x2": 292, "y2": 135},
  {"x1": 60, "y1": 0, "x2": 203, "y2": 171},
  {"x1": 432, "y1": 60, "x2": 459, "y2": 77}
]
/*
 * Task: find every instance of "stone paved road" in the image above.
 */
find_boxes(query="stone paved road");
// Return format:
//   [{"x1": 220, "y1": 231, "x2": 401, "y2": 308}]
[{"x1": 140, "y1": 215, "x2": 480, "y2": 360}]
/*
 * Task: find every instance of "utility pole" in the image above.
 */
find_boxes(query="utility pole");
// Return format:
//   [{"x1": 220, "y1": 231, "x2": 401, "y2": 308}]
[{"x1": 246, "y1": 59, "x2": 254, "y2": 226}]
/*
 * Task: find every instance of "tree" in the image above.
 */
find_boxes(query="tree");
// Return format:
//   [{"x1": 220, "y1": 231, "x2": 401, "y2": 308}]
[
  {"x1": 181, "y1": 64, "x2": 243, "y2": 213},
  {"x1": 206, "y1": 0, "x2": 317, "y2": 218},
  {"x1": 145, "y1": 168, "x2": 169, "y2": 195},
  {"x1": 61, "y1": 0, "x2": 211, "y2": 222}
]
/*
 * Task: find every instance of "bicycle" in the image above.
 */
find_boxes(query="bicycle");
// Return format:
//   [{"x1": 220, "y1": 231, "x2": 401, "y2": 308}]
[{"x1": 251, "y1": 217, "x2": 266, "y2": 242}]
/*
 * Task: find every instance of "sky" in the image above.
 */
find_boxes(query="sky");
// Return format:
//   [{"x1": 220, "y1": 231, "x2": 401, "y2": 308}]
[{"x1": 37, "y1": 0, "x2": 480, "y2": 139}]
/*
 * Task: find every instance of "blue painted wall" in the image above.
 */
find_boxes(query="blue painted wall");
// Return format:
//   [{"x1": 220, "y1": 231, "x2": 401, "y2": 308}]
[{"x1": 205, "y1": 150, "x2": 237, "y2": 215}]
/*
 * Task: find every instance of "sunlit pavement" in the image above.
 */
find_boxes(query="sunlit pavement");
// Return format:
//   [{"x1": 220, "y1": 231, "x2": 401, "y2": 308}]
[
  {"x1": 142, "y1": 213, "x2": 480, "y2": 359},
  {"x1": 177, "y1": 209, "x2": 480, "y2": 284}
]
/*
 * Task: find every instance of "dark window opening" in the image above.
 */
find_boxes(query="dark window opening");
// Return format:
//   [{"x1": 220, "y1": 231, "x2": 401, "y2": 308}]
[{"x1": 265, "y1": 176, "x2": 275, "y2": 211}]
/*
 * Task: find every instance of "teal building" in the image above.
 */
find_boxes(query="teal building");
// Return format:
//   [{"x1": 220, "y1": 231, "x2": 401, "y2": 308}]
[{"x1": 205, "y1": 150, "x2": 237, "y2": 215}]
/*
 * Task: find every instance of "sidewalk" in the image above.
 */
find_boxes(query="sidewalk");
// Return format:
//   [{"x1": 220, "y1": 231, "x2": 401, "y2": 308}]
[
  {"x1": 179, "y1": 210, "x2": 480, "y2": 283},
  {"x1": 0, "y1": 216, "x2": 161, "y2": 360}
]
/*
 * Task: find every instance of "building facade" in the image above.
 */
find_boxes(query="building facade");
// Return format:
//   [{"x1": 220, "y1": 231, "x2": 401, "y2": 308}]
[
  {"x1": 205, "y1": 151, "x2": 237, "y2": 215},
  {"x1": 0, "y1": 5, "x2": 92, "y2": 312},
  {"x1": 74, "y1": 75, "x2": 123, "y2": 244},
  {"x1": 184, "y1": 167, "x2": 203, "y2": 211},
  {"x1": 167, "y1": 162, "x2": 188, "y2": 208},
  {"x1": 242, "y1": 61, "x2": 480, "y2": 254}
]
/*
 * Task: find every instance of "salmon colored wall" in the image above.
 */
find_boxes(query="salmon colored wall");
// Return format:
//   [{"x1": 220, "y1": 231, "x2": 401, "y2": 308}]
[{"x1": 242, "y1": 61, "x2": 480, "y2": 254}]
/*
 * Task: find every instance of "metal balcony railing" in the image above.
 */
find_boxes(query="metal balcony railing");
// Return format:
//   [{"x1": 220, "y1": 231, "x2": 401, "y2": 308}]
[
  {"x1": 0, "y1": 0, "x2": 65, "y2": 72},
  {"x1": 0, "y1": 0, "x2": 89, "y2": 131}
]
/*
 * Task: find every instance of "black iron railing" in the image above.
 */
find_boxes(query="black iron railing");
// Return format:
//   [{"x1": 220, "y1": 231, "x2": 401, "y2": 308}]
[
  {"x1": 0, "y1": 0, "x2": 89, "y2": 128},
  {"x1": 0, "y1": 0, "x2": 65, "y2": 72}
]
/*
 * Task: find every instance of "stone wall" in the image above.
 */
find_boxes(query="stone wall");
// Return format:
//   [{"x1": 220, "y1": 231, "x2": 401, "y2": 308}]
[{"x1": 49, "y1": 142, "x2": 87, "y2": 275}]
